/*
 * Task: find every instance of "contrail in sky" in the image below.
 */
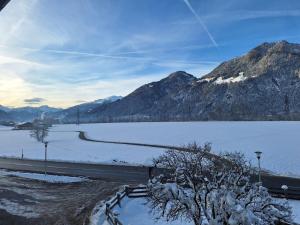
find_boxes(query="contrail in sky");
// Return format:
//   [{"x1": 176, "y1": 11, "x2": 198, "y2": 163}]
[
  {"x1": 0, "y1": 45, "x2": 153, "y2": 61},
  {"x1": 183, "y1": 0, "x2": 218, "y2": 48}
]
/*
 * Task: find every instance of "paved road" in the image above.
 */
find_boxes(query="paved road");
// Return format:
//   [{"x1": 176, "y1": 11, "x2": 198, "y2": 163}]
[
  {"x1": 78, "y1": 131, "x2": 189, "y2": 151},
  {"x1": 0, "y1": 157, "x2": 149, "y2": 182},
  {"x1": 0, "y1": 157, "x2": 300, "y2": 200}
]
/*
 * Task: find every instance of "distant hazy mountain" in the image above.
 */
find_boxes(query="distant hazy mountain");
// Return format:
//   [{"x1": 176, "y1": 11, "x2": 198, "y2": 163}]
[
  {"x1": 0, "y1": 105, "x2": 10, "y2": 112},
  {"x1": 0, "y1": 109, "x2": 10, "y2": 121},
  {"x1": 78, "y1": 40, "x2": 300, "y2": 122},
  {"x1": 0, "y1": 105, "x2": 62, "y2": 122},
  {"x1": 92, "y1": 96, "x2": 122, "y2": 104},
  {"x1": 53, "y1": 96, "x2": 122, "y2": 123},
  {"x1": 0, "y1": 97, "x2": 122, "y2": 123}
]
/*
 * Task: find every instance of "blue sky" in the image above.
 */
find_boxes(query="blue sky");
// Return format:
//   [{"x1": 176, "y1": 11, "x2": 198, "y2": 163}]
[{"x1": 1, "y1": 0, "x2": 300, "y2": 107}]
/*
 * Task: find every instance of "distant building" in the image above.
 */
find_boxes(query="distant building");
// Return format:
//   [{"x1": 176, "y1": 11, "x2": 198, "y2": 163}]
[
  {"x1": 14, "y1": 122, "x2": 34, "y2": 130},
  {"x1": 0, "y1": 121, "x2": 15, "y2": 127}
]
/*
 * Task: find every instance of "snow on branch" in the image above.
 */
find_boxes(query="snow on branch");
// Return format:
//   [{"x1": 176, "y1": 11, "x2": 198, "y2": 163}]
[{"x1": 147, "y1": 143, "x2": 293, "y2": 225}]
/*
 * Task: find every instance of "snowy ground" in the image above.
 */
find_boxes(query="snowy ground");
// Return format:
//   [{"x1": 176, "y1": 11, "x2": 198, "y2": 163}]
[
  {"x1": 0, "y1": 169, "x2": 86, "y2": 183},
  {"x1": 1, "y1": 121, "x2": 300, "y2": 175},
  {"x1": 108, "y1": 197, "x2": 192, "y2": 225},
  {"x1": 103, "y1": 196, "x2": 300, "y2": 224},
  {"x1": 289, "y1": 200, "x2": 300, "y2": 223},
  {"x1": 54, "y1": 121, "x2": 300, "y2": 176}
]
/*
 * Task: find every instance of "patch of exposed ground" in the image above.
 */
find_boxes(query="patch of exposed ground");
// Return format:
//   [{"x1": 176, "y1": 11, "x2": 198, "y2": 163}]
[{"x1": 0, "y1": 173, "x2": 132, "y2": 225}]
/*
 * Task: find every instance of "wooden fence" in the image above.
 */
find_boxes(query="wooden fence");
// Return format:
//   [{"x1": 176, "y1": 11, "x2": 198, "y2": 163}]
[{"x1": 104, "y1": 185, "x2": 149, "y2": 225}]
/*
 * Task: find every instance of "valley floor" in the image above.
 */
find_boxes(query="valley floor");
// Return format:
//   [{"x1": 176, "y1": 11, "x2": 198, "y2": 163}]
[
  {"x1": 1, "y1": 121, "x2": 300, "y2": 224},
  {"x1": 1, "y1": 121, "x2": 300, "y2": 176}
]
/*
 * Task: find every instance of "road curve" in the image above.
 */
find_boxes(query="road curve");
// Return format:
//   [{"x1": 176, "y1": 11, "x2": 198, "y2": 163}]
[
  {"x1": 77, "y1": 131, "x2": 300, "y2": 199},
  {"x1": 78, "y1": 131, "x2": 190, "y2": 151}
]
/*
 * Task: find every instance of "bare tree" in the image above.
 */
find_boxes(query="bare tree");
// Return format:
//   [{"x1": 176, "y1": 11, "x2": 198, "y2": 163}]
[
  {"x1": 147, "y1": 143, "x2": 292, "y2": 225},
  {"x1": 30, "y1": 119, "x2": 51, "y2": 143}
]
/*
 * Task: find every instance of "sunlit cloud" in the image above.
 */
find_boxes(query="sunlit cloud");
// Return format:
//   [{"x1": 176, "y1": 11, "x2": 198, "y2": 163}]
[{"x1": 0, "y1": 72, "x2": 33, "y2": 107}]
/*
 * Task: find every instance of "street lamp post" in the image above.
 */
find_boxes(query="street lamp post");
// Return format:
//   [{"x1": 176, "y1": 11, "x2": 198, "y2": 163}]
[
  {"x1": 44, "y1": 141, "x2": 48, "y2": 176},
  {"x1": 255, "y1": 151, "x2": 262, "y2": 184},
  {"x1": 281, "y1": 185, "x2": 288, "y2": 198}
]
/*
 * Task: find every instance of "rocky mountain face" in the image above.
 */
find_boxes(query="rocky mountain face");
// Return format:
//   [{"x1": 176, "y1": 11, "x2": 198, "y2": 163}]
[
  {"x1": 190, "y1": 40, "x2": 300, "y2": 120},
  {"x1": 81, "y1": 40, "x2": 300, "y2": 122},
  {"x1": 79, "y1": 71, "x2": 197, "y2": 122}
]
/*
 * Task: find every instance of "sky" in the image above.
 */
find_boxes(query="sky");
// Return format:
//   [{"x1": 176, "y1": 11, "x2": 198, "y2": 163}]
[{"x1": 1, "y1": 0, "x2": 300, "y2": 108}]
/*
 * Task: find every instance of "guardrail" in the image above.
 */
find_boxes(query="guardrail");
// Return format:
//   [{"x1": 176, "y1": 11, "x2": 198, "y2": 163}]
[{"x1": 268, "y1": 186, "x2": 300, "y2": 200}]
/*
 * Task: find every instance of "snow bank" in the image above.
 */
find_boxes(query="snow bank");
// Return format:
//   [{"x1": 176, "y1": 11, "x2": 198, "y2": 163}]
[
  {"x1": 0, "y1": 198, "x2": 39, "y2": 218},
  {"x1": 0, "y1": 170, "x2": 86, "y2": 183},
  {"x1": 113, "y1": 197, "x2": 191, "y2": 225}
]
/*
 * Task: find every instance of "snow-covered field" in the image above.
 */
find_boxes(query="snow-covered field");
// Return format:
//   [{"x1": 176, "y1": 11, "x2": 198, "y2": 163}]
[
  {"x1": 0, "y1": 126, "x2": 164, "y2": 165},
  {"x1": 54, "y1": 121, "x2": 300, "y2": 176},
  {"x1": 0, "y1": 169, "x2": 86, "y2": 183},
  {"x1": 1, "y1": 121, "x2": 300, "y2": 175}
]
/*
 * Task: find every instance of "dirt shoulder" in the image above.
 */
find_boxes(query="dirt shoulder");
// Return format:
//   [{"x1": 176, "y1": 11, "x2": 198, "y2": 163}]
[{"x1": 0, "y1": 174, "x2": 133, "y2": 225}]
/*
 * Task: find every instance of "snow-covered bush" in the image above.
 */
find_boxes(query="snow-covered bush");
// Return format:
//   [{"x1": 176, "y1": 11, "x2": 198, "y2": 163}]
[{"x1": 147, "y1": 143, "x2": 292, "y2": 225}]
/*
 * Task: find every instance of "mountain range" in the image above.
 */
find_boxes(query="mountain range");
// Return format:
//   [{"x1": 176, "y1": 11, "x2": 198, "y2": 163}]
[
  {"x1": 1, "y1": 40, "x2": 300, "y2": 123},
  {"x1": 71, "y1": 40, "x2": 300, "y2": 122},
  {"x1": 0, "y1": 96, "x2": 122, "y2": 123}
]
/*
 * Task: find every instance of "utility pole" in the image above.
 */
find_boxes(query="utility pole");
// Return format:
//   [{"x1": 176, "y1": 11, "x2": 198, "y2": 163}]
[
  {"x1": 255, "y1": 151, "x2": 262, "y2": 184},
  {"x1": 76, "y1": 107, "x2": 80, "y2": 125},
  {"x1": 44, "y1": 141, "x2": 48, "y2": 175}
]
